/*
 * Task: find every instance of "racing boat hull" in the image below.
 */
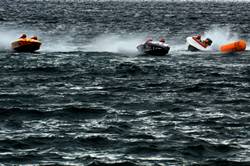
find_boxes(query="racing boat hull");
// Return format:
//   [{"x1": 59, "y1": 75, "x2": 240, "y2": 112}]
[
  {"x1": 220, "y1": 40, "x2": 246, "y2": 53},
  {"x1": 11, "y1": 39, "x2": 41, "y2": 52},
  {"x1": 137, "y1": 42, "x2": 170, "y2": 56},
  {"x1": 186, "y1": 37, "x2": 210, "y2": 52}
]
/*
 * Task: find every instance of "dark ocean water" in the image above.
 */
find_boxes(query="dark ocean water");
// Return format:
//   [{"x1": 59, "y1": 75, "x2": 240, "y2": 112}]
[{"x1": 0, "y1": 0, "x2": 250, "y2": 165}]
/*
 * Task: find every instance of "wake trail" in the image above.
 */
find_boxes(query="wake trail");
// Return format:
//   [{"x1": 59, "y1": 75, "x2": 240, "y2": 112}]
[{"x1": 83, "y1": 34, "x2": 146, "y2": 54}]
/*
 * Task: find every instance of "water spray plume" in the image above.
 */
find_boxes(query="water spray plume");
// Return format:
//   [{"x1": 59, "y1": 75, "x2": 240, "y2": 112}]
[
  {"x1": 0, "y1": 31, "x2": 19, "y2": 50},
  {"x1": 41, "y1": 36, "x2": 78, "y2": 52},
  {"x1": 203, "y1": 26, "x2": 239, "y2": 51},
  {"x1": 83, "y1": 34, "x2": 146, "y2": 54}
]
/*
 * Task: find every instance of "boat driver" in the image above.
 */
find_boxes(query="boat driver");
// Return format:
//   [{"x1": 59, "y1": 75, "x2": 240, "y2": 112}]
[
  {"x1": 19, "y1": 34, "x2": 27, "y2": 39},
  {"x1": 194, "y1": 35, "x2": 201, "y2": 41},
  {"x1": 31, "y1": 36, "x2": 38, "y2": 40},
  {"x1": 203, "y1": 38, "x2": 213, "y2": 47},
  {"x1": 145, "y1": 38, "x2": 153, "y2": 44},
  {"x1": 159, "y1": 38, "x2": 165, "y2": 43}
]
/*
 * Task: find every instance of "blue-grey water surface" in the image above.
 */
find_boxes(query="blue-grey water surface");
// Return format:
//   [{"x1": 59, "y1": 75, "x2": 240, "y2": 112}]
[{"x1": 0, "y1": 0, "x2": 250, "y2": 165}]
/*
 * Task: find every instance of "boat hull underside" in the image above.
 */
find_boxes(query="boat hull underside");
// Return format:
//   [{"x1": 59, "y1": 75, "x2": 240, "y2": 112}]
[
  {"x1": 12, "y1": 41, "x2": 41, "y2": 52},
  {"x1": 137, "y1": 44, "x2": 170, "y2": 56},
  {"x1": 187, "y1": 45, "x2": 200, "y2": 52}
]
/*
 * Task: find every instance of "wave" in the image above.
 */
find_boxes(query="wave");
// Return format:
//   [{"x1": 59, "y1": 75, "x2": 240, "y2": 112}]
[
  {"x1": 0, "y1": 106, "x2": 107, "y2": 120},
  {"x1": 19, "y1": 0, "x2": 250, "y2": 2},
  {"x1": 87, "y1": 161, "x2": 139, "y2": 166},
  {"x1": 195, "y1": 160, "x2": 250, "y2": 166}
]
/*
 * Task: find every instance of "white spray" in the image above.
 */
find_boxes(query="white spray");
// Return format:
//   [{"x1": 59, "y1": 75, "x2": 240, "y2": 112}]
[
  {"x1": 0, "y1": 30, "x2": 24, "y2": 50},
  {"x1": 40, "y1": 35, "x2": 78, "y2": 52},
  {"x1": 83, "y1": 34, "x2": 147, "y2": 54},
  {"x1": 203, "y1": 26, "x2": 239, "y2": 51}
]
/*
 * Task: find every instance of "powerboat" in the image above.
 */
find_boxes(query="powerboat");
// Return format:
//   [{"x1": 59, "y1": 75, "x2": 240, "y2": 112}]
[
  {"x1": 186, "y1": 36, "x2": 212, "y2": 51},
  {"x1": 137, "y1": 40, "x2": 170, "y2": 56},
  {"x1": 220, "y1": 40, "x2": 246, "y2": 53},
  {"x1": 11, "y1": 38, "x2": 41, "y2": 52}
]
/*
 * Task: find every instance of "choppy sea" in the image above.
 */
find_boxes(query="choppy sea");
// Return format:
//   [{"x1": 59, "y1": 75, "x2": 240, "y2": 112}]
[{"x1": 0, "y1": 0, "x2": 250, "y2": 165}]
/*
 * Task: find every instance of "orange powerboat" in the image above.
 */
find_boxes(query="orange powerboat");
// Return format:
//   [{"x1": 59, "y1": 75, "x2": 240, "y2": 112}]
[
  {"x1": 220, "y1": 40, "x2": 246, "y2": 53},
  {"x1": 11, "y1": 37, "x2": 42, "y2": 52}
]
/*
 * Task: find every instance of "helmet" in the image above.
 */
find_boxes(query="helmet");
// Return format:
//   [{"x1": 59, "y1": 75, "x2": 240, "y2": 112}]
[
  {"x1": 20, "y1": 34, "x2": 27, "y2": 38},
  {"x1": 146, "y1": 38, "x2": 153, "y2": 43},
  {"x1": 196, "y1": 35, "x2": 201, "y2": 40},
  {"x1": 205, "y1": 38, "x2": 213, "y2": 45},
  {"x1": 31, "y1": 36, "x2": 38, "y2": 40},
  {"x1": 159, "y1": 38, "x2": 165, "y2": 43}
]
